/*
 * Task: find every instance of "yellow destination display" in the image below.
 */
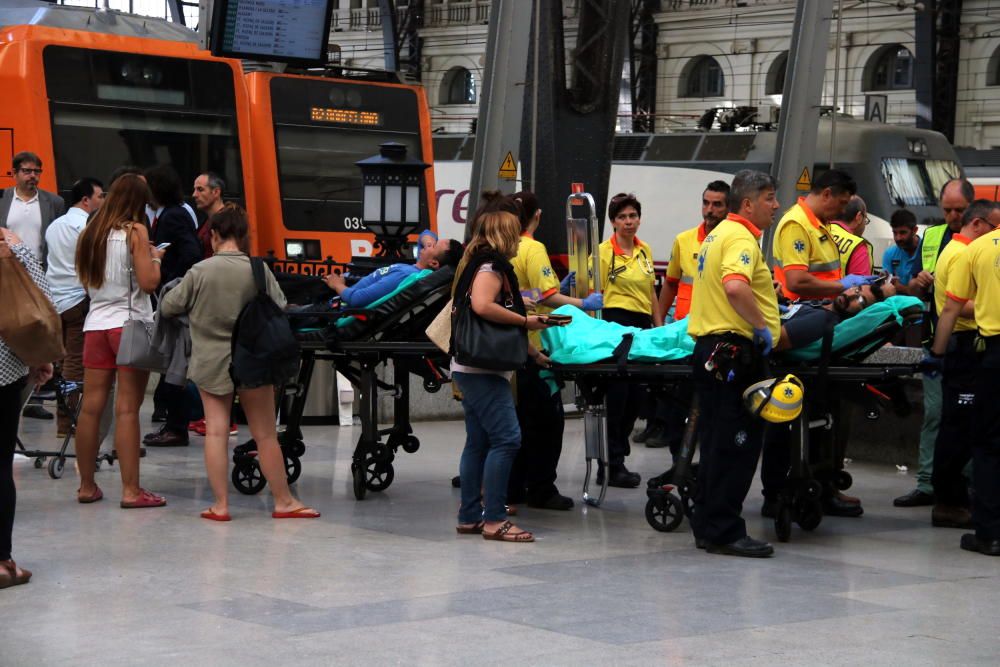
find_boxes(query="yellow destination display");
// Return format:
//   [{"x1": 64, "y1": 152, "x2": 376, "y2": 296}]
[{"x1": 310, "y1": 107, "x2": 382, "y2": 126}]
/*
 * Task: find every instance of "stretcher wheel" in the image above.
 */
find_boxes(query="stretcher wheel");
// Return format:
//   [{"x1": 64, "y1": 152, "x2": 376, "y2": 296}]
[
  {"x1": 351, "y1": 462, "x2": 367, "y2": 500},
  {"x1": 803, "y1": 480, "x2": 823, "y2": 501},
  {"x1": 232, "y1": 463, "x2": 266, "y2": 495},
  {"x1": 402, "y1": 436, "x2": 420, "y2": 454},
  {"x1": 34, "y1": 457, "x2": 45, "y2": 469},
  {"x1": 644, "y1": 491, "x2": 684, "y2": 533},
  {"x1": 834, "y1": 470, "x2": 853, "y2": 491},
  {"x1": 283, "y1": 438, "x2": 306, "y2": 458},
  {"x1": 365, "y1": 459, "x2": 394, "y2": 492},
  {"x1": 678, "y1": 478, "x2": 697, "y2": 518},
  {"x1": 797, "y1": 504, "x2": 823, "y2": 531},
  {"x1": 47, "y1": 456, "x2": 65, "y2": 479},
  {"x1": 423, "y1": 378, "x2": 441, "y2": 393},
  {"x1": 370, "y1": 443, "x2": 391, "y2": 463},
  {"x1": 284, "y1": 454, "x2": 302, "y2": 485},
  {"x1": 775, "y1": 502, "x2": 792, "y2": 543}
]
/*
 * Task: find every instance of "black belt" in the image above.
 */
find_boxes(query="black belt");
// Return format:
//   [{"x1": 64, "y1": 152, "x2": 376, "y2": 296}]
[{"x1": 696, "y1": 333, "x2": 752, "y2": 347}]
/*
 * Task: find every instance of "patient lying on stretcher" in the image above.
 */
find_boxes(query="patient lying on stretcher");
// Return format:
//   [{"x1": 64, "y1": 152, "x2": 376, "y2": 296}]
[{"x1": 776, "y1": 279, "x2": 896, "y2": 351}]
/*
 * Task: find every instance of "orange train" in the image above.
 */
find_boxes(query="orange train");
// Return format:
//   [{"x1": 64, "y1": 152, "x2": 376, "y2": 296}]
[{"x1": 0, "y1": 3, "x2": 436, "y2": 267}]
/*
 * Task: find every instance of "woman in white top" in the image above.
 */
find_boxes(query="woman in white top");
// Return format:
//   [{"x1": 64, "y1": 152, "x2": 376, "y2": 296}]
[{"x1": 74, "y1": 174, "x2": 166, "y2": 508}]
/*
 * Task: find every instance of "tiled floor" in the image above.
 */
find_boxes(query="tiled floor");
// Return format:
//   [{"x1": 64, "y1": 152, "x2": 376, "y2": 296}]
[{"x1": 4, "y1": 407, "x2": 998, "y2": 666}]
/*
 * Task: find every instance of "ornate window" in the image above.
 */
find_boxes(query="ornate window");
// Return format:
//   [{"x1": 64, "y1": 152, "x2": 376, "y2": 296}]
[
  {"x1": 864, "y1": 45, "x2": 914, "y2": 91},
  {"x1": 765, "y1": 52, "x2": 788, "y2": 96},
  {"x1": 441, "y1": 67, "x2": 477, "y2": 105},
  {"x1": 680, "y1": 56, "x2": 725, "y2": 98}
]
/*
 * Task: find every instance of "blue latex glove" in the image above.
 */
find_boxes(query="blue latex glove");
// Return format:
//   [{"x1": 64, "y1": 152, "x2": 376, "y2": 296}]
[
  {"x1": 840, "y1": 274, "x2": 877, "y2": 290},
  {"x1": 778, "y1": 303, "x2": 790, "y2": 314},
  {"x1": 920, "y1": 351, "x2": 943, "y2": 378},
  {"x1": 753, "y1": 326, "x2": 774, "y2": 356},
  {"x1": 560, "y1": 271, "x2": 576, "y2": 296},
  {"x1": 581, "y1": 292, "x2": 603, "y2": 311}
]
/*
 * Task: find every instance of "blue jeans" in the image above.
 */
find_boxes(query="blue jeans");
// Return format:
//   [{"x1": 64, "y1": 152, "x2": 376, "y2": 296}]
[{"x1": 454, "y1": 372, "x2": 521, "y2": 523}]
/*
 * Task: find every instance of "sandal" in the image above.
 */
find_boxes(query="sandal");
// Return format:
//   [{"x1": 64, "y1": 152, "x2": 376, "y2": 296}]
[
  {"x1": 0, "y1": 560, "x2": 32, "y2": 589},
  {"x1": 272, "y1": 507, "x2": 320, "y2": 519},
  {"x1": 77, "y1": 486, "x2": 103, "y2": 504},
  {"x1": 482, "y1": 520, "x2": 534, "y2": 543},
  {"x1": 456, "y1": 521, "x2": 484, "y2": 534},
  {"x1": 120, "y1": 489, "x2": 166, "y2": 509},
  {"x1": 200, "y1": 509, "x2": 232, "y2": 522}
]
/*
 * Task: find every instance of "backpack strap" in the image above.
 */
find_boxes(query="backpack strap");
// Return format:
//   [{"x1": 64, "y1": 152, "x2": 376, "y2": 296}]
[{"x1": 250, "y1": 256, "x2": 267, "y2": 296}]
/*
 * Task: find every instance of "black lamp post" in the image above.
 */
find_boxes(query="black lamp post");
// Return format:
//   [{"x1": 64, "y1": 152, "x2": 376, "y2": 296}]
[{"x1": 355, "y1": 142, "x2": 428, "y2": 259}]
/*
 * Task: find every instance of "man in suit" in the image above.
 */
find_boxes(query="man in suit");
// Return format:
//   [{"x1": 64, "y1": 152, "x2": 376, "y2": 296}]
[
  {"x1": 1, "y1": 151, "x2": 66, "y2": 420},
  {"x1": 0, "y1": 151, "x2": 65, "y2": 266}
]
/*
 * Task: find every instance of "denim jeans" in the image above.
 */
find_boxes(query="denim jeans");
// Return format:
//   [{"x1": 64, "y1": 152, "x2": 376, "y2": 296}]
[{"x1": 454, "y1": 372, "x2": 521, "y2": 523}]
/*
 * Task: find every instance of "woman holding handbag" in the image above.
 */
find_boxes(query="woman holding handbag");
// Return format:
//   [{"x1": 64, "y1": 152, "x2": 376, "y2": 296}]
[
  {"x1": 159, "y1": 204, "x2": 318, "y2": 521},
  {"x1": 0, "y1": 229, "x2": 54, "y2": 589},
  {"x1": 451, "y1": 210, "x2": 552, "y2": 543},
  {"x1": 74, "y1": 174, "x2": 166, "y2": 508}
]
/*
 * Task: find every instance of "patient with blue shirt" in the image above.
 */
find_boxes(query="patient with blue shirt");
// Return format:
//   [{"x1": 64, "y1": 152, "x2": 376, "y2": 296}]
[{"x1": 322, "y1": 236, "x2": 463, "y2": 308}]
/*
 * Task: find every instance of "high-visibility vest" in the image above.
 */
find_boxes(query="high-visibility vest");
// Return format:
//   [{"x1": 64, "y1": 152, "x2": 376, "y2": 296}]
[
  {"x1": 830, "y1": 225, "x2": 874, "y2": 275},
  {"x1": 920, "y1": 224, "x2": 949, "y2": 274}
]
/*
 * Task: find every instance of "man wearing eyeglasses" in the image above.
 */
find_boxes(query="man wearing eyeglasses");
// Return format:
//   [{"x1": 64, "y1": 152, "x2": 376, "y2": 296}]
[
  {"x1": 830, "y1": 195, "x2": 874, "y2": 277},
  {"x1": 0, "y1": 152, "x2": 66, "y2": 267},
  {"x1": 921, "y1": 200, "x2": 1000, "y2": 533}
]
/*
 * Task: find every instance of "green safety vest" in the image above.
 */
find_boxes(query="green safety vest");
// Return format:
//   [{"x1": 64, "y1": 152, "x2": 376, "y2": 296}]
[
  {"x1": 920, "y1": 224, "x2": 948, "y2": 274},
  {"x1": 830, "y1": 226, "x2": 874, "y2": 274}
]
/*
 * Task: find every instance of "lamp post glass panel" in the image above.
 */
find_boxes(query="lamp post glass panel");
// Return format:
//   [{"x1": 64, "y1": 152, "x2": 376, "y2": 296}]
[{"x1": 356, "y1": 142, "x2": 428, "y2": 258}]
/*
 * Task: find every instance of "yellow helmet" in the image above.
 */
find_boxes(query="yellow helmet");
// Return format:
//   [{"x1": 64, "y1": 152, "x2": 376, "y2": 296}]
[{"x1": 743, "y1": 374, "x2": 804, "y2": 423}]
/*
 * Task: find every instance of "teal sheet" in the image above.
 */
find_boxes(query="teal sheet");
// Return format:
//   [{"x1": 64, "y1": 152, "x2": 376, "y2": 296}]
[
  {"x1": 541, "y1": 295, "x2": 922, "y2": 364},
  {"x1": 334, "y1": 269, "x2": 433, "y2": 328}
]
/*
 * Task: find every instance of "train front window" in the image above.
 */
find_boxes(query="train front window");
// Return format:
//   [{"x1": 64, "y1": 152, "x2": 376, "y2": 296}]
[
  {"x1": 881, "y1": 158, "x2": 959, "y2": 208},
  {"x1": 270, "y1": 77, "x2": 425, "y2": 233},
  {"x1": 43, "y1": 46, "x2": 243, "y2": 200}
]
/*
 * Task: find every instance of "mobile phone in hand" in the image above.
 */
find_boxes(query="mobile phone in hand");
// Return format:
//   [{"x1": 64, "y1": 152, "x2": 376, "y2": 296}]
[{"x1": 155, "y1": 242, "x2": 172, "y2": 250}]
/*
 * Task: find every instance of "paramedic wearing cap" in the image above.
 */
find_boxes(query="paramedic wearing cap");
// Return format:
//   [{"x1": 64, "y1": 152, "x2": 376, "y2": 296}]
[
  {"x1": 929, "y1": 206, "x2": 1000, "y2": 557},
  {"x1": 687, "y1": 169, "x2": 780, "y2": 558},
  {"x1": 923, "y1": 201, "x2": 1000, "y2": 533},
  {"x1": 595, "y1": 192, "x2": 662, "y2": 488},
  {"x1": 764, "y1": 169, "x2": 872, "y2": 518}
]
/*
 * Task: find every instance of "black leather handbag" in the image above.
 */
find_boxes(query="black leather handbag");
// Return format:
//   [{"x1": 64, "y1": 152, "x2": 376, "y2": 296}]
[{"x1": 451, "y1": 274, "x2": 527, "y2": 371}]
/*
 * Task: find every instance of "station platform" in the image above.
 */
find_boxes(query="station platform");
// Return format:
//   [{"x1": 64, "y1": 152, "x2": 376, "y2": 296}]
[{"x1": 4, "y1": 409, "x2": 999, "y2": 666}]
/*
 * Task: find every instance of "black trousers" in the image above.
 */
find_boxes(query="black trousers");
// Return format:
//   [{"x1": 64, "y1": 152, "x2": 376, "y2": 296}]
[
  {"x1": 690, "y1": 337, "x2": 765, "y2": 545},
  {"x1": 602, "y1": 308, "x2": 652, "y2": 467},
  {"x1": 1, "y1": 376, "x2": 27, "y2": 561},
  {"x1": 507, "y1": 364, "x2": 565, "y2": 503},
  {"x1": 931, "y1": 331, "x2": 980, "y2": 508},
  {"x1": 155, "y1": 375, "x2": 190, "y2": 434},
  {"x1": 972, "y1": 337, "x2": 1000, "y2": 540}
]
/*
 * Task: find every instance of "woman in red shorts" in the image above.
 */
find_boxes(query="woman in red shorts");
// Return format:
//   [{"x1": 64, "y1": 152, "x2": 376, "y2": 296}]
[{"x1": 74, "y1": 174, "x2": 166, "y2": 508}]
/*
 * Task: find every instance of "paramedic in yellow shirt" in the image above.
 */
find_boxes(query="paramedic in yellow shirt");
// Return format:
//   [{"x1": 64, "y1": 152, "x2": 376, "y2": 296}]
[
  {"x1": 659, "y1": 180, "x2": 730, "y2": 321},
  {"x1": 773, "y1": 169, "x2": 876, "y2": 301},
  {"x1": 592, "y1": 193, "x2": 661, "y2": 489},
  {"x1": 687, "y1": 169, "x2": 780, "y2": 558},
  {"x1": 507, "y1": 190, "x2": 602, "y2": 512},
  {"x1": 927, "y1": 201, "x2": 1000, "y2": 556}
]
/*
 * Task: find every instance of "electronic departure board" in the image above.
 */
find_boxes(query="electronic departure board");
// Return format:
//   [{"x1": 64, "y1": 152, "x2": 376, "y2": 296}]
[{"x1": 210, "y1": 0, "x2": 335, "y2": 66}]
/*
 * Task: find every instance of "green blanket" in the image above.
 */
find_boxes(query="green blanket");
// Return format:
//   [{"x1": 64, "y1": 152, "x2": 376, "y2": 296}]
[{"x1": 542, "y1": 295, "x2": 922, "y2": 364}]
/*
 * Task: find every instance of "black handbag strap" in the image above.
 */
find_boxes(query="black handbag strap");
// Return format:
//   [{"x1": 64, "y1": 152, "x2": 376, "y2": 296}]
[{"x1": 250, "y1": 256, "x2": 267, "y2": 295}]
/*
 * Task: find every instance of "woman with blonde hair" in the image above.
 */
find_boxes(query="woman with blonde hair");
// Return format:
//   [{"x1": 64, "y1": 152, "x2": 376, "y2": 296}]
[
  {"x1": 75, "y1": 173, "x2": 166, "y2": 508},
  {"x1": 451, "y1": 209, "x2": 553, "y2": 542},
  {"x1": 159, "y1": 204, "x2": 318, "y2": 521}
]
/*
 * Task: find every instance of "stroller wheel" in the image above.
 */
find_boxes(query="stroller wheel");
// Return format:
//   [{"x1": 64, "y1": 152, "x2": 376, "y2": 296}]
[
  {"x1": 644, "y1": 490, "x2": 684, "y2": 533},
  {"x1": 48, "y1": 456, "x2": 65, "y2": 479},
  {"x1": 232, "y1": 462, "x2": 266, "y2": 495},
  {"x1": 284, "y1": 454, "x2": 302, "y2": 485},
  {"x1": 775, "y1": 502, "x2": 793, "y2": 543}
]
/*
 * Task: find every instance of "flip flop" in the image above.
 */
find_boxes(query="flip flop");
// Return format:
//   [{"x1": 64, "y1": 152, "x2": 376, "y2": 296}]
[
  {"x1": 200, "y1": 509, "x2": 232, "y2": 522},
  {"x1": 272, "y1": 507, "x2": 320, "y2": 519},
  {"x1": 456, "y1": 521, "x2": 484, "y2": 534},
  {"x1": 120, "y1": 489, "x2": 166, "y2": 509},
  {"x1": 482, "y1": 520, "x2": 534, "y2": 543},
  {"x1": 77, "y1": 487, "x2": 103, "y2": 504}
]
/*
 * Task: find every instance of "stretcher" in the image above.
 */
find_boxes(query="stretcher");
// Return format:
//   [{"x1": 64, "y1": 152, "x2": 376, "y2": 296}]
[
  {"x1": 544, "y1": 296, "x2": 924, "y2": 541},
  {"x1": 230, "y1": 263, "x2": 453, "y2": 500}
]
